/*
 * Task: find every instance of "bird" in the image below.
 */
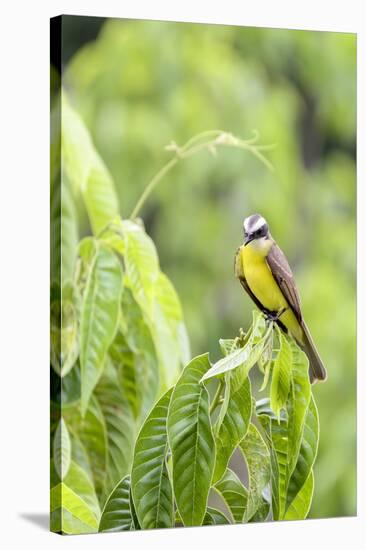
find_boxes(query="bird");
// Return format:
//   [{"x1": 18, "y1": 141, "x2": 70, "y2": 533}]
[{"x1": 234, "y1": 213, "x2": 327, "y2": 383}]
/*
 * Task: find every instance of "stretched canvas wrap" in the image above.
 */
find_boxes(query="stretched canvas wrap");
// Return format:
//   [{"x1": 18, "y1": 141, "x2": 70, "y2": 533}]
[{"x1": 50, "y1": 15, "x2": 357, "y2": 535}]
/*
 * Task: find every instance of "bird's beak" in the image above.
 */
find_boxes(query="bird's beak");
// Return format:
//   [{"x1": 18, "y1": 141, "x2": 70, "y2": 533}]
[{"x1": 244, "y1": 234, "x2": 254, "y2": 246}]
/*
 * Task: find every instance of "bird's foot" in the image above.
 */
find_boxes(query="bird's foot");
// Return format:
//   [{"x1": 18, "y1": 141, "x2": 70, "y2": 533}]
[{"x1": 264, "y1": 307, "x2": 287, "y2": 324}]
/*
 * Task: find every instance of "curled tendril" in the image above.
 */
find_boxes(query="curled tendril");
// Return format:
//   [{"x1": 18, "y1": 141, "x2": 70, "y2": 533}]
[{"x1": 130, "y1": 130, "x2": 275, "y2": 219}]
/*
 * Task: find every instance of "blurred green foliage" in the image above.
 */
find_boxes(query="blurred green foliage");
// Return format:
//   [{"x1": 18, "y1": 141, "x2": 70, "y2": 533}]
[{"x1": 63, "y1": 18, "x2": 356, "y2": 519}]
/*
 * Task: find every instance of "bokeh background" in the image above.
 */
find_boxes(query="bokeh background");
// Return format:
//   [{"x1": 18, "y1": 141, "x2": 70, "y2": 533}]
[{"x1": 61, "y1": 16, "x2": 356, "y2": 519}]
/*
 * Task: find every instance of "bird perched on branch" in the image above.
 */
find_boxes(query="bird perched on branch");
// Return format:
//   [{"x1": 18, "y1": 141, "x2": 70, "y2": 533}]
[{"x1": 235, "y1": 213, "x2": 327, "y2": 383}]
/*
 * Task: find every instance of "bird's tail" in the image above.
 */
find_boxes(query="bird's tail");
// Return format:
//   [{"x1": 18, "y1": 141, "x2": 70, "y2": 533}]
[{"x1": 299, "y1": 321, "x2": 327, "y2": 383}]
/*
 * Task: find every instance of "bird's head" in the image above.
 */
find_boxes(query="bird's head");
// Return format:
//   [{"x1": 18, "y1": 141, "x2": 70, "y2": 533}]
[{"x1": 243, "y1": 214, "x2": 270, "y2": 247}]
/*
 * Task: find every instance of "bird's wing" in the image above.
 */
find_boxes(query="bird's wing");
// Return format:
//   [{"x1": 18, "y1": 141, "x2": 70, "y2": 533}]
[
  {"x1": 234, "y1": 246, "x2": 269, "y2": 314},
  {"x1": 266, "y1": 242, "x2": 303, "y2": 322}
]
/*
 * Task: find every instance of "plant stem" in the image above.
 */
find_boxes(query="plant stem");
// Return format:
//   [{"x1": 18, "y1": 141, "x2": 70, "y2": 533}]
[
  {"x1": 129, "y1": 130, "x2": 274, "y2": 219},
  {"x1": 210, "y1": 379, "x2": 225, "y2": 415},
  {"x1": 130, "y1": 156, "x2": 179, "y2": 219},
  {"x1": 179, "y1": 129, "x2": 224, "y2": 152}
]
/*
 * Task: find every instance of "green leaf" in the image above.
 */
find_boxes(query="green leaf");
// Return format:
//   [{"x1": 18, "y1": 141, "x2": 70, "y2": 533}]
[
  {"x1": 286, "y1": 395, "x2": 319, "y2": 512},
  {"x1": 177, "y1": 321, "x2": 191, "y2": 366},
  {"x1": 154, "y1": 271, "x2": 183, "y2": 321},
  {"x1": 61, "y1": 178, "x2": 79, "y2": 282},
  {"x1": 123, "y1": 221, "x2": 188, "y2": 387},
  {"x1": 203, "y1": 507, "x2": 231, "y2": 525},
  {"x1": 61, "y1": 365, "x2": 81, "y2": 406},
  {"x1": 130, "y1": 486, "x2": 140, "y2": 530},
  {"x1": 50, "y1": 85, "x2": 60, "y2": 187},
  {"x1": 80, "y1": 243, "x2": 123, "y2": 415},
  {"x1": 51, "y1": 461, "x2": 101, "y2": 534},
  {"x1": 286, "y1": 338, "x2": 312, "y2": 478},
  {"x1": 248, "y1": 496, "x2": 270, "y2": 523},
  {"x1": 167, "y1": 354, "x2": 215, "y2": 526},
  {"x1": 122, "y1": 220, "x2": 189, "y2": 387},
  {"x1": 258, "y1": 327, "x2": 273, "y2": 379},
  {"x1": 267, "y1": 417, "x2": 288, "y2": 519},
  {"x1": 61, "y1": 301, "x2": 79, "y2": 378},
  {"x1": 53, "y1": 418, "x2": 71, "y2": 480},
  {"x1": 61, "y1": 93, "x2": 119, "y2": 234},
  {"x1": 270, "y1": 327, "x2": 292, "y2": 419},
  {"x1": 214, "y1": 374, "x2": 231, "y2": 436},
  {"x1": 96, "y1": 368, "x2": 136, "y2": 500},
  {"x1": 64, "y1": 396, "x2": 108, "y2": 501},
  {"x1": 150, "y1": 272, "x2": 188, "y2": 386},
  {"x1": 214, "y1": 468, "x2": 248, "y2": 522},
  {"x1": 239, "y1": 424, "x2": 271, "y2": 522},
  {"x1": 109, "y1": 331, "x2": 140, "y2": 418},
  {"x1": 99, "y1": 475, "x2": 134, "y2": 532},
  {"x1": 259, "y1": 359, "x2": 272, "y2": 393},
  {"x1": 50, "y1": 297, "x2": 79, "y2": 378},
  {"x1": 50, "y1": 174, "x2": 78, "y2": 285},
  {"x1": 120, "y1": 289, "x2": 160, "y2": 419},
  {"x1": 50, "y1": 300, "x2": 61, "y2": 376},
  {"x1": 77, "y1": 237, "x2": 98, "y2": 277},
  {"x1": 69, "y1": 433, "x2": 94, "y2": 483},
  {"x1": 284, "y1": 471, "x2": 314, "y2": 520},
  {"x1": 100, "y1": 227, "x2": 125, "y2": 256},
  {"x1": 149, "y1": 300, "x2": 181, "y2": 389},
  {"x1": 83, "y1": 155, "x2": 120, "y2": 235},
  {"x1": 219, "y1": 338, "x2": 237, "y2": 357},
  {"x1": 123, "y1": 220, "x2": 159, "y2": 313},
  {"x1": 131, "y1": 388, "x2": 174, "y2": 529},
  {"x1": 255, "y1": 397, "x2": 275, "y2": 418},
  {"x1": 256, "y1": 413, "x2": 281, "y2": 520},
  {"x1": 200, "y1": 314, "x2": 271, "y2": 383},
  {"x1": 257, "y1": 365, "x2": 314, "y2": 521},
  {"x1": 61, "y1": 93, "x2": 93, "y2": 195},
  {"x1": 213, "y1": 371, "x2": 252, "y2": 483},
  {"x1": 251, "y1": 310, "x2": 268, "y2": 341}
]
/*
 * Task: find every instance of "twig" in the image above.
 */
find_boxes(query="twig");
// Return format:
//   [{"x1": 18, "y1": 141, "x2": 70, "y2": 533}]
[{"x1": 129, "y1": 130, "x2": 275, "y2": 219}]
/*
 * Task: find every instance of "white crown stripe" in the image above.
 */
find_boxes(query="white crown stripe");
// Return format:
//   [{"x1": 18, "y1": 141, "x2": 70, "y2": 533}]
[{"x1": 243, "y1": 215, "x2": 267, "y2": 233}]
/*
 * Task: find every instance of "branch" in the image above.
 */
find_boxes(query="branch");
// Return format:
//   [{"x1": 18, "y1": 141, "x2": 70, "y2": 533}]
[{"x1": 129, "y1": 130, "x2": 275, "y2": 219}]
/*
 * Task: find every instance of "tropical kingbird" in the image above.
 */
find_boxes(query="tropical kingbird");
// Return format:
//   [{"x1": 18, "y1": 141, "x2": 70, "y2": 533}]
[{"x1": 235, "y1": 213, "x2": 327, "y2": 382}]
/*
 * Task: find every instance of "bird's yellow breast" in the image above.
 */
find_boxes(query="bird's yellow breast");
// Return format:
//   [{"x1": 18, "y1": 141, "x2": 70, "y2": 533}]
[
  {"x1": 240, "y1": 241, "x2": 303, "y2": 342},
  {"x1": 241, "y1": 242, "x2": 287, "y2": 312}
]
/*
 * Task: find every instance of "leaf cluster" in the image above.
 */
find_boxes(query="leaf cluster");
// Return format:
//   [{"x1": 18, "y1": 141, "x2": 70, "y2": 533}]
[
  {"x1": 50, "y1": 96, "x2": 189, "y2": 533},
  {"x1": 50, "y1": 94, "x2": 319, "y2": 534},
  {"x1": 97, "y1": 311, "x2": 319, "y2": 532}
]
